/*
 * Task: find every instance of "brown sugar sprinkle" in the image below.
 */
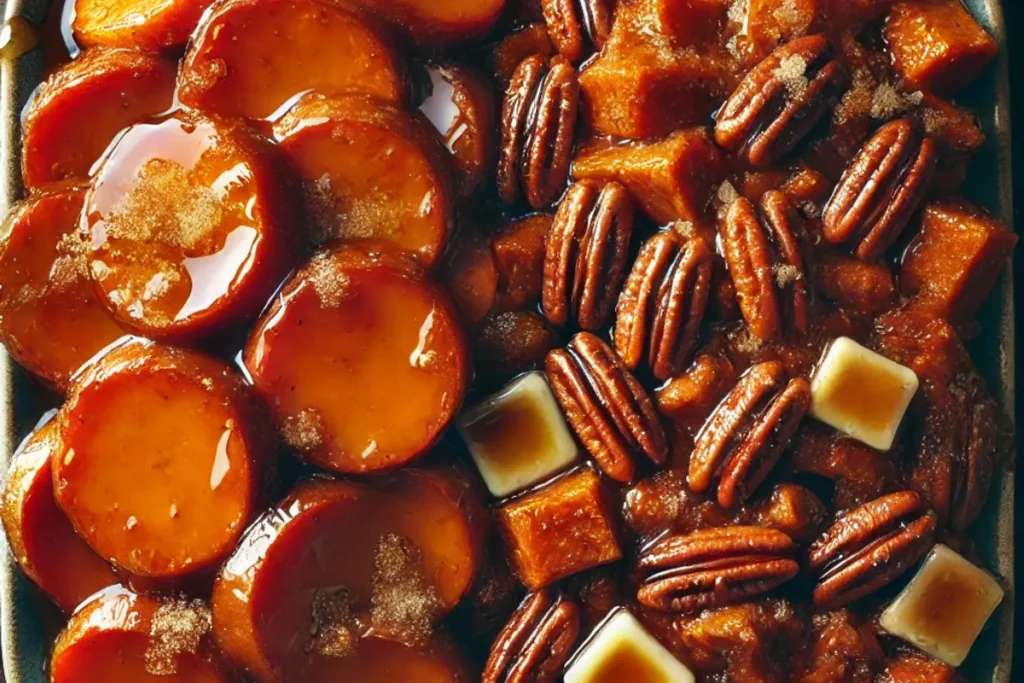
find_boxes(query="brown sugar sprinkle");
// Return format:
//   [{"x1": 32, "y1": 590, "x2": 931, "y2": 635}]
[
  {"x1": 107, "y1": 159, "x2": 224, "y2": 251},
  {"x1": 303, "y1": 175, "x2": 341, "y2": 247},
  {"x1": 369, "y1": 533, "x2": 442, "y2": 647},
  {"x1": 307, "y1": 252, "x2": 352, "y2": 309},
  {"x1": 773, "y1": 263, "x2": 801, "y2": 287},
  {"x1": 773, "y1": 54, "x2": 810, "y2": 98},
  {"x1": 870, "y1": 83, "x2": 923, "y2": 121},
  {"x1": 308, "y1": 587, "x2": 357, "y2": 658},
  {"x1": 144, "y1": 599, "x2": 212, "y2": 676},
  {"x1": 833, "y1": 68, "x2": 874, "y2": 126},
  {"x1": 49, "y1": 231, "x2": 90, "y2": 293},
  {"x1": 282, "y1": 408, "x2": 326, "y2": 450}
]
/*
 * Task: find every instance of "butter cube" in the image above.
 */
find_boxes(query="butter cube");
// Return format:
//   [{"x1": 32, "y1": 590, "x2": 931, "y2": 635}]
[
  {"x1": 880, "y1": 544, "x2": 1004, "y2": 667},
  {"x1": 457, "y1": 372, "x2": 579, "y2": 498},
  {"x1": 809, "y1": 337, "x2": 919, "y2": 451},
  {"x1": 565, "y1": 608, "x2": 696, "y2": 683}
]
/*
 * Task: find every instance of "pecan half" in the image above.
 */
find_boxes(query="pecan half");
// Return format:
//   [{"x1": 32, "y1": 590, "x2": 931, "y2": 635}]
[
  {"x1": 498, "y1": 55, "x2": 580, "y2": 209},
  {"x1": 546, "y1": 332, "x2": 668, "y2": 482},
  {"x1": 614, "y1": 229, "x2": 713, "y2": 381},
  {"x1": 688, "y1": 361, "x2": 811, "y2": 508},
  {"x1": 542, "y1": 0, "x2": 613, "y2": 63},
  {"x1": 483, "y1": 591, "x2": 581, "y2": 683},
  {"x1": 715, "y1": 35, "x2": 845, "y2": 167},
  {"x1": 822, "y1": 118, "x2": 937, "y2": 261},
  {"x1": 543, "y1": 180, "x2": 635, "y2": 330},
  {"x1": 808, "y1": 491, "x2": 937, "y2": 609},
  {"x1": 636, "y1": 526, "x2": 800, "y2": 613},
  {"x1": 721, "y1": 191, "x2": 810, "y2": 342}
]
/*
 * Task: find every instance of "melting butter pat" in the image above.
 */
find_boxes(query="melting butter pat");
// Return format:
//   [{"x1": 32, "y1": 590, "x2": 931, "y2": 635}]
[
  {"x1": 880, "y1": 544, "x2": 1004, "y2": 667},
  {"x1": 457, "y1": 372, "x2": 579, "y2": 498},
  {"x1": 565, "y1": 609, "x2": 695, "y2": 683},
  {"x1": 809, "y1": 337, "x2": 918, "y2": 451}
]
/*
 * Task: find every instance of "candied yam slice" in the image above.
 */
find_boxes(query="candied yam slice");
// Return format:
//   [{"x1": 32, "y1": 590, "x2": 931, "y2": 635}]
[
  {"x1": 884, "y1": 0, "x2": 998, "y2": 96},
  {"x1": 275, "y1": 93, "x2": 454, "y2": 267},
  {"x1": 51, "y1": 588, "x2": 230, "y2": 683},
  {"x1": 179, "y1": 0, "x2": 405, "y2": 121},
  {"x1": 350, "y1": 0, "x2": 505, "y2": 45},
  {"x1": 54, "y1": 338, "x2": 271, "y2": 583},
  {"x1": 84, "y1": 113, "x2": 298, "y2": 343},
  {"x1": 73, "y1": 0, "x2": 216, "y2": 51},
  {"x1": 572, "y1": 130, "x2": 724, "y2": 225},
  {"x1": 899, "y1": 201, "x2": 1017, "y2": 324},
  {"x1": 212, "y1": 472, "x2": 483, "y2": 681},
  {"x1": 304, "y1": 635, "x2": 471, "y2": 683},
  {"x1": 244, "y1": 243, "x2": 468, "y2": 474},
  {"x1": 0, "y1": 188, "x2": 124, "y2": 389},
  {"x1": 0, "y1": 416, "x2": 117, "y2": 612},
  {"x1": 21, "y1": 49, "x2": 175, "y2": 189}
]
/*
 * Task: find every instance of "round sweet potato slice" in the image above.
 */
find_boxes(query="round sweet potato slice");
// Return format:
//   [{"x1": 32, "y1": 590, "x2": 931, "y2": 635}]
[
  {"x1": 304, "y1": 635, "x2": 471, "y2": 683},
  {"x1": 0, "y1": 415, "x2": 117, "y2": 613},
  {"x1": 21, "y1": 49, "x2": 176, "y2": 190},
  {"x1": 351, "y1": 0, "x2": 505, "y2": 45},
  {"x1": 178, "y1": 0, "x2": 406, "y2": 121},
  {"x1": 212, "y1": 471, "x2": 484, "y2": 682},
  {"x1": 418, "y1": 64, "x2": 496, "y2": 197},
  {"x1": 0, "y1": 187, "x2": 124, "y2": 389},
  {"x1": 53, "y1": 338, "x2": 272, "y2": 584},
  {"x1": 244, "y1": 243, "x2": 468, "y2": 473},
  {"x1": 51, "y1": 587, "x2": 231, "y2": 683},
  {"x1": 274, "y1": 93, "x2": 453, "y2": 267},
  {"x1": 83, "y1": 112, "x2": 299, "y2": 343},
  {"x1": 72, "y1": 0, "x2": 215, "y2": 51}
]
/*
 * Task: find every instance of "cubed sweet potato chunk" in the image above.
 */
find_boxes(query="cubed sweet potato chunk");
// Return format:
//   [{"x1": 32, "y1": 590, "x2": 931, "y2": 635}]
[
  {"x1": 491, "y1": 214, "x2": 552, "y2": 313},
  {"x1": 741, "y1": 0, "x2": 820, "y2": 60},
  {"x1": 621, "y1": 0, "x2": 729, "y2": 47},
  {"x1": 572, "y1": 129, "x2": 724, "y2": 225},
  {"x1": 885, "y1": 0, "x2": 998, "y2": 96},
  {"x1": 488, "y1": 22, "x2": 556, "y2": 88},
  {"x1": 473, "y1": 310, "x2": 561, "y2": 388},
  {"x1": 497, "y1": 468, "x2": 622, "y2": 590},
  {"x1": 900, "y1": 201, "x2": 1018, "y2": 324},
  {"x1": 817, "y1": 251, "x2": 898, "y2": 314},
  {"x1": 579, "y1": 40, "x2": 728, "y2": 139}
]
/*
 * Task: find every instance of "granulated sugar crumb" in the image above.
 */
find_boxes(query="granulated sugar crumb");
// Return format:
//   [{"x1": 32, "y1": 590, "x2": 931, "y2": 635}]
[
  {"x1": 870, "y1": 83, "x2": 923, "y2": 120},
  {"x1": 717, "y1": 181, "x2": 739, "y2": 207},
  {"x1": 144, "y1": 599, "x2": 212, "y2": 676},
  {"x1": 773, "y1": 263, "x2": 802, "y2": 287},
  {"x1": 733, "y1": 328, "x2": 763, "y2": 355},
  {"x1": 48, "y1": 231, "x2": 89, "y2": 293},
  {"x1": 773, "y1": 54, "x2": 809, "y2": 98},
  {"x1": 728, "y1": 0, "x2": 748, "y2": 25},
  {"x1": 307, "y1": 252, "x2": 351, "y2": 309},
  {"x1": 369, "y1": 533, "x2": 441, "y2": 647},
  {"x1": 307, "y1": 587, "x2": 356, "y2": 658},
  {"x1": 773, "y1": 0, "x2": 809, "y2": 29},
  {"x1": 282, "y1": 408, "x2": 326, "y2": 450},
  {"x1": 672, "y1": 221, "x2": 697, "y2": 240}
]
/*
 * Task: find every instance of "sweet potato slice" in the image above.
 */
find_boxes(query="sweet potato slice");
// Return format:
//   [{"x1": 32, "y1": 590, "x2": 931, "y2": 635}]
[
  {"x1": 0, "y1": 188, "x2": 124, "y2": 389},
  {"x1": 304, "y1": 635, "x2": 472, "y2": 683},
  {"x1": 349, "y1": 0, "x2": 505, "y2": 45},
  {"x1": 418, "y1": 64, "x2": 496, "y2": 198},
  {"x1": 83, "y1": 112, "x2": 298, "y2": 343},
  {"x1": 275, "y1": 93, "x2": 453, "y2": 267},
  {"x1": 72, "y1": 0, "x2": 215, "y2": 51},
  {"x1": 53, "y1": 338, "x2": 271, "y2": 584},
  {"x1": 21, "y1": 49, "x2": 175, "y2": 190},
  {"x1": 245, "y1": 243, "x2": 468, "y2": 473},
  {"x1": 178, "y1": 0, "x2": 405, "y2": 121},
  {"x1": 1, "y1": 415, "x2": 117, "y2": 613},
  {"x1": 212, "y1": 471, "x2": 484, "y2": 682},
  {"x1": 51, "y1": 587, "x2": 231, "y2": 683}
]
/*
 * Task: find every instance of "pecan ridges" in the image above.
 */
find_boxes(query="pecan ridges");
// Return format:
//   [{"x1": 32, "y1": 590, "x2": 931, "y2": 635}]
[
  {"x1": 542, "y1": 0, "x2": 613, "y2": 63},
  {"x1": 498, "y1": 55, "x2": 580, "y2": 210},
  {"x1": 715, "y1": 35, "x2": 844, "y2": 167},
  {"x1": 483, "y1": 591, "x2": 582, "y2": 683},
  {"x1": 688, "y1": 361, "x2": 811, "y2": 508},
  {"x1": 721, "y1": 192, "x2": 810, "y2": 342},
  {"x1": 822, "y1": 118, "x2": 937, "y2": 261},
  {"x1": 543, "y1": 180, "x2": 635, "y2": 330},
  {"x1": 614, "y1": 229, "x2": 713, "y2": 381},
  {"x1": 636, "y1": 526, "x2": 800, "y2": 613},
  {"x1": 546, "y1": 332, "x2": 668, "y2": 482},
  {"x1": 808, "y1": 491, "x2": 937, "y2": 609}
]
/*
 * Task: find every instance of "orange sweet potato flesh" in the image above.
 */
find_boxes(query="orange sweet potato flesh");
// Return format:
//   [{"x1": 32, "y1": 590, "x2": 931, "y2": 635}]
[
  {"x1": 491, "y1": 213, "x2": 552, "y2": 313},
  {"x1": 488, "y1": 22, "x2": 556, "y2": 88},
  {"x1": 178, "y1": 0, "x2": 406, "y2": 121},
  {"x1": 497, "y1": 468, "x2": 622, "y2": 590},
  {"x1": 884, "y1": 0, "x2": 998, "y2": 96},
  {"x1": 573, "y1": 129, "x2": 724, "y2": 225},
  {"x1": 51, "y1": 587, "x2": 231, "y2": 683},
  {"x1": 244, "y1": 243, "x2": 468, "y2": 474},
  {"x1": 441, "y1": 227, "x2": 499, "y2": 325},
  {"x1": 54, "y1": 338, "x2": 271, "y2": 583},
  {"x1": 0, "y1": 417, "x2": 117, "y2": 613},
  {"x1": 275, "y1": 94, "x2": 454, "y2": 267},
  {"x1": 21, "y1": 50, "x2": 175, "y2": 190},
  {"x1": 211, "y1": 471, "x2": 484, "y2": 682},
  {"x1": 84, "y1": 113, "x2": 299, "y2": 343},
  {"x1": 899, "y1": 201, "x2": 1018, "y2": 324},
  {"x1": 0, "y1": 188, "x2": 124, "y2": 389},
  {"x1": 73, "y1": 0, "x2": 215, "y2": 51},
  {"x1": 303, "y1": 635, "x2": 472, "y2": 683},
  {"x1": 347, "y1": 0, "x2": 506, "y2": 45}
]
